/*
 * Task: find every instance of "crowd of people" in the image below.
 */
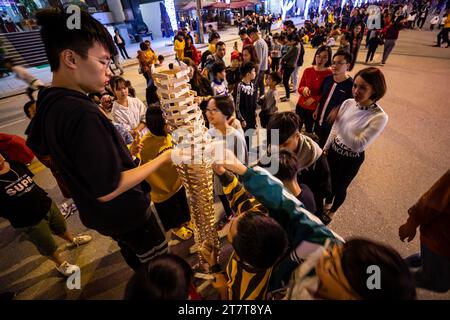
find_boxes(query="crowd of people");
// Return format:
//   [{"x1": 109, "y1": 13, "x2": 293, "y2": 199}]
[{"x1": 0, "y1": 1, "x2": 449, "y2": 301}]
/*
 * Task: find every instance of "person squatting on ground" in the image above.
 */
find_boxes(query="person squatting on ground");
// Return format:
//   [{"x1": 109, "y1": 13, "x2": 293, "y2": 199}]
[{"x1": 26, "y1": 8, "x2": 172, "y2": 271}]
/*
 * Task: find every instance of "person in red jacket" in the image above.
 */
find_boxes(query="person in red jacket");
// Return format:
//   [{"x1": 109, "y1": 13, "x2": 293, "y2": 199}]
[
  {"x1": 296, "y1": 45, "x2": 332, "y2": 134},
  {"x1": 399, "y1": 170, "x2": 450, "y2": 293},
  {"x1": 184, "y1": 37, "x2": 201, "y2": 66}
]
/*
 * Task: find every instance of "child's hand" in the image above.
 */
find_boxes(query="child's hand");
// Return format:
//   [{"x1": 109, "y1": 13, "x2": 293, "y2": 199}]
[{"x1": 130, "y1": 132, "x2": 143, "y2": 156}]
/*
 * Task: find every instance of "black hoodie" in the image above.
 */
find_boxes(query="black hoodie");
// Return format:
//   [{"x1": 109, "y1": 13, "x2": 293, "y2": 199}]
[{"x1": 26, "y1": 88, "x2": 150, "y2": 237}]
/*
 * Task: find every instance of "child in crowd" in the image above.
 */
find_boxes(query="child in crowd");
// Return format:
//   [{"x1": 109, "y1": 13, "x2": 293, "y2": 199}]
[
  {"x1": 0, "y1": 153, "x2": 92, "y2": 276},
  {"x1": 198, "y1": 147, "x2": 342, "y2": 295},
  {"x1": 156, "y1": 55, "x2": 164, "y2": 67},
  {"x1": 272, "y1": 149, "x2": 317, "y2": 214},
  {"x1": 234, "y1": 62, "x2": 258, "y2": 132},
  {"x1": 258, "y1": 71, "x2": 281, "y2": 128},
  {"x1": 206, "y1": 96, "x2": 248, "y2": 223},
  {"x1": 125, "y1": 254, "x2": 201, "y2": 300},
  {"x1": 140, "y1": 106, "x2": 192, "y2": 241},
  {"x1": 226, "y1": 51, "x2": 241, "y2": 95},
  {"x1": 211, "y1": 62, "x2": 229, "y2": 96}
]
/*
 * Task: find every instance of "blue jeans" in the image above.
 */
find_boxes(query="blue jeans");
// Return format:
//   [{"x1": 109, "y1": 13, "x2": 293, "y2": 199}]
[
  {"x1": 414, "y1": 243, "x2": 450, "y2": 292},
  {"x1": 382, "y1": 39, "x2": 396, "y2": 64}
]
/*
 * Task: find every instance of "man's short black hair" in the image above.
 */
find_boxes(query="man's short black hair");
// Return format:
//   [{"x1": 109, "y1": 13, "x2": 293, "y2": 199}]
[
  {"x1": 216, "y1": 41, "x2": 226, "y2": 48},
  {"x1": 240, "y1": 61, "x2": 255, "y2": 77},
  {"x1": 145, "y1": 106, "x2": 166, "y2": 137},
  {"x1": 124, "y1": 254, "x2": 193, "y2": 300},
  {"x1": 246, "y1": 27, "x2": 258, "y2": 36},
  {"x1": 333, "y1": 50, "x2": 353, "y2": 64},
  {"x1": 267, "y1": 112, "x2": 300, "y2": 145},
  {"x1": 158, "y1": 55, "x2": 164, "y2": 61},
  {"x1": 268, "y1": 71, "x2": 282, "y2": 85},
  {"x1": 35, "y1": 8, "x2": 115, "y2": 71},
  {"x1": 342, "y1": 238, "x2": 416, "y2": 300},
  {"x1": 238, "y1": 28, "x2": 248, "y2": 36},
  {"x1": 232, "y1": 212, "x2": 288, "y2": 270},
  {"x1": 211, "y1": 62, "x2": 226, "y2": 77}
]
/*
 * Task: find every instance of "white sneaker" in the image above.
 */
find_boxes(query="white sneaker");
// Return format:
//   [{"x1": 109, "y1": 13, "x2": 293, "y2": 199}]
[
  {"x1": 66, "y1": 234, "x2": 92, "y2": 249},
  {"x1": 56, "y1": 261, "x2": 79, "y2": 277}
]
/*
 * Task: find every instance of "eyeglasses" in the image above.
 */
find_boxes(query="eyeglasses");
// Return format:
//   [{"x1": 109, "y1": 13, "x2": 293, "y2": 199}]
[
  {"x1": 83, "y1": 53, "x2": 112, "y2": 70},
  {"x1": 331, "y1": 61, "x2": 348, "y2": 66}
]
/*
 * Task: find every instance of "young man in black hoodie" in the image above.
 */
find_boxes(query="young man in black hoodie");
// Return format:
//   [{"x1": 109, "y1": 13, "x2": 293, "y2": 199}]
[{"x1": 26, "y1": 8, "x2": 171, "y2": 270}]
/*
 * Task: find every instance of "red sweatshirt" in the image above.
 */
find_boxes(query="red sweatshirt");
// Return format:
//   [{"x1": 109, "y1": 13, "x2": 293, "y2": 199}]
[{"x1": 297, "y1": 66, "x2": 332, "y2": 111}]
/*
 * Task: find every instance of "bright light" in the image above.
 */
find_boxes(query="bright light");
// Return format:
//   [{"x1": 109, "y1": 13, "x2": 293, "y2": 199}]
[
  {"x1": 280, "y1": 0, "x2": 296, "y2": 21},
  {"x1": 341, "y1": 0, "x2": 347, "y2": 9},
  {"x1": 165, "y1": 0, "x2": 178, "y2": 32},
  {"x1": 304, "y1": 0, "x2": 311, "y2": 20},
  {"x1": 318, "y1": 0, "x2": 324, "y2": 15}
]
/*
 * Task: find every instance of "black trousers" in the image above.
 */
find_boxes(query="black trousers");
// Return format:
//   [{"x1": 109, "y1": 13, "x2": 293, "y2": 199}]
[
  {"x1": 417, "y1": 17, "x2": 426, "y2": 29},
  {"x1": 118, "y1": 44, "x2": 131, "y2": 59},
  {"x1": 113, "y1": 209, "x2": 168, "y2": 271},
  {"x1": 365, "y1": 46, "x2": 378, "y2": 62},
  {"x1": 315, "y1": 123, "x2": 332, "y2": 148},
  {"x1": 326, "y1": 145, "x2": 365, "y2": 213},
  {"x1": 296, "y1": 105, "x2": 315, "y2": 133},
  {"x1": 256, "y1": 69, "x2": 266, "y2": 97},
  {"x1": 218, "y1": 194, "x2": 233, "y2": 219},
  {"x1": 437, "y1": 28, "x2": 450, "y2": 46},
  {"x1": 271, "y1": 57, "x2": 280, "y2": 72},
  {"x1": 282, "y1": 66, "x2": 295, "y2": 98}
]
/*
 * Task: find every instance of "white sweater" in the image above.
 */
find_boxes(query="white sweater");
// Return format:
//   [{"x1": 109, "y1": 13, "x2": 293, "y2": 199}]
[
  {"x1": 324, "y1": 99, "x2": 388, "y2": 153},
  {"x1": 112, "y1": 97, "x2": 147, "y2": 132}
]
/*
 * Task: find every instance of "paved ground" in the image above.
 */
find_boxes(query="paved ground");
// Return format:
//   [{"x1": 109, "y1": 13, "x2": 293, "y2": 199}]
[{"x1": 0, "y1": 26, "x2": 449, "y2": 300}]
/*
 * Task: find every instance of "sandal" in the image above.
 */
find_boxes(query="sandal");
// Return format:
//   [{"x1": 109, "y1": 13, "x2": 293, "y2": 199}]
[{"x1": 172, "y1": 226, "x2": 193, "y2": 241}]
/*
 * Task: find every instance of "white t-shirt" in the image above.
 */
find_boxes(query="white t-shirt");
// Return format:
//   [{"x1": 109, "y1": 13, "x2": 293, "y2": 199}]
[{"x1": 112, "y1": 97, "x2": 147, "y2": 132}]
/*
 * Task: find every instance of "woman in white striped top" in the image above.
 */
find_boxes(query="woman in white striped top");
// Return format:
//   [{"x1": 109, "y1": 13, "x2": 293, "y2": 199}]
[{"x1": 322, "y1": 67, "x2": 388, "y2": 224}]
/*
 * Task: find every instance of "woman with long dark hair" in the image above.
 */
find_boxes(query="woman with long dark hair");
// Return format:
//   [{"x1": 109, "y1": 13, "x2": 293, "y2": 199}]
[
  {"x1": 322, "y1": 67, "x2": 388, "y2": 224},
  {"x1": 348, "y1": 22, "x2": 364, "y2": 71},
  {"x1": 295, "y1": 45, "x2": 332, "y2": 133}
]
